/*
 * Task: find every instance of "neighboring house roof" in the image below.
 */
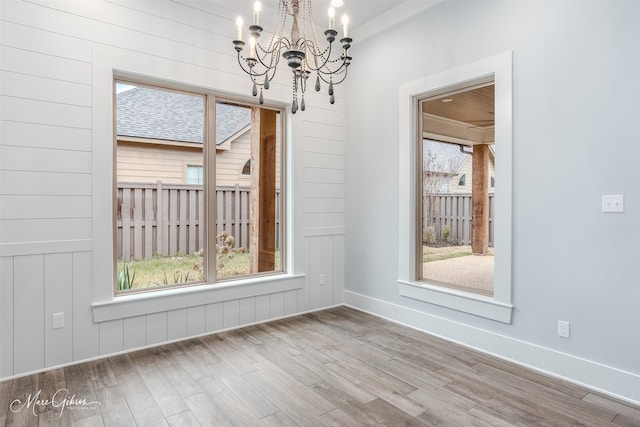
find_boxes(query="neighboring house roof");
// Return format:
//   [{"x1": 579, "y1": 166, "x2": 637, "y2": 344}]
[{"x1": 116, "y1": 86, "x2": 250, "y2": 145}]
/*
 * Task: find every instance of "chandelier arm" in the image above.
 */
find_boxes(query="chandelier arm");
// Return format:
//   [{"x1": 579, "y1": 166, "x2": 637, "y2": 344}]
[
  {"x1": 315, "y1": 60, "x2": 346, "y2": 78},
  {"x1": 255, "y1": 41, "x2": 287, "y2": 71},
  {"x1": 316, "y1": 65, "x2": 348, "y2": 85},
  {"x1": 300, "y1": 40, "x2": 332, "y2": 72},
  {"x1": 256, "y1": 39, "x2": 288, "y2": 58},
  {"x1": 236, "y1": 54, "x2": 257, "y2": 76}
]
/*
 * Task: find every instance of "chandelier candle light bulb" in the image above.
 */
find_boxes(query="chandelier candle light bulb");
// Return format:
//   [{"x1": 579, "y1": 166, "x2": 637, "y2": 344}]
[
  {"x1": 342, "y1": 15, "x2": 349, "y2": 38},
  {"x1": 253, "y1": 1, "x2": 261, "y2": 26},
  {"x1": 236, "y1": 16, "x2": 243, "y2": 40},
  {"x1": 329, "y1": 7, "x2": 335, "y2": 30},
  {"x1": 248, "y1": 36, "x2": 256, "y2": 58}
]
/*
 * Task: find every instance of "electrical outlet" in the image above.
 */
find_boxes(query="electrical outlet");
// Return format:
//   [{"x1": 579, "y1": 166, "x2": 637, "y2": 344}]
[
  {"x1": 52, "y1": 313, "x2": 65, "y2": 329},
  {"x1": 319, "y1": 274, "x2": 325, "y2": 285},
  {"x1": 602, "y1": 195, "x2": 624, "y2": 213},
  {"x1": 558, "y1": 320, "x2": 570, "y2": 338}
]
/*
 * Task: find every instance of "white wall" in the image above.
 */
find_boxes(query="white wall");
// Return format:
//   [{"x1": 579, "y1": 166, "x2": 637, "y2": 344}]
[
  {"x1": 0, "y1": 0, "x2": 345, "y2": 379},
  {"x1": 345, "y1": 1, "x2": 640, "y2": 403}
]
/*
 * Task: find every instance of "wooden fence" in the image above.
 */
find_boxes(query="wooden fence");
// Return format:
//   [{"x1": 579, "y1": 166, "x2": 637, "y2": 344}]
[
  {"x1": 424, "y1": 193, "x2": 494, "y2": 247},
  {"x1": 116, "y1": 182, "x2": 280, "y2": 260}
]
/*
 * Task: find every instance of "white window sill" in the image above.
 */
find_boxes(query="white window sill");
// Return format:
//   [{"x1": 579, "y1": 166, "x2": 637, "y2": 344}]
[
  {"x1": 92, "y1": 274, "x2": 305, "y2": 323},
  {"x1": 398, "y1": 280, "x2": 513, "y2": 324}
]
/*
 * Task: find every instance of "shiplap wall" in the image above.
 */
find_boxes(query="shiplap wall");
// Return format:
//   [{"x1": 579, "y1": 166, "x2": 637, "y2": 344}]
[{"x1": 0, "y1": 0, "x2": 345, "y2": 379}]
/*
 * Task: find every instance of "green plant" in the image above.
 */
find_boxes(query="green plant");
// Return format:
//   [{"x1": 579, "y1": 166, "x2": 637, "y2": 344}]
[
  {"x1": 117, "y1": 263, "x2": 136, "y2": 291},
  {"x1": 442, "y1": 225, "x2": 451, "y2": 243},
  {"x1": 157, "y1": 269, "x2": 191, "y2": 286}
]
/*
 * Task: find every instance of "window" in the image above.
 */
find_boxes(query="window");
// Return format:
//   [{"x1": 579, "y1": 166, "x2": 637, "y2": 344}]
[
  {"x1": 458, "y1": 174, "x2": 466, "y2": 186},
  {"x1": 186, "y1": 165, "x2": 203, "y2": 185},
  {"x1": 397, "y1": 51, "x2": 513, "y2": 323},
  {"x1": 114, "y1": 81, "x2": 285, "y2": 294},
  {"x1": 241, "y1": 159, "x2": 251, "y2": 176},
  {"x1": 419, "y1": 82, "x2": 496, "y2": 297}
]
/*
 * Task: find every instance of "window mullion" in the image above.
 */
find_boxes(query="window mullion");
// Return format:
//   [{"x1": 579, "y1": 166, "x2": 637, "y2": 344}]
[{"x1": 205, "y1": 94, "x2": 218, "y2": 283}]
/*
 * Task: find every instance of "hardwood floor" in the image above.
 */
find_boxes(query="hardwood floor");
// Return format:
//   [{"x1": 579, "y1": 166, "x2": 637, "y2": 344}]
[{"x1": 1, "y1": 307, "x2": 639, "y2": 426}]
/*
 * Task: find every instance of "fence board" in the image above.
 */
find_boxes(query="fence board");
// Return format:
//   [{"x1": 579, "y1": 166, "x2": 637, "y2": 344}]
[
  {"x1": 241, "y1": 189, "x2": 249, "y2": 248},
  {"x1": 216, "y1": 190, "x2": 224, "y2": 237},
  {"x1": 198, "y1": 189, "x2": 204, "y2": 252},
  {"x1": 169, "y1": 189, "x2": 178, "y2": 257},
  {"x1": 179, "y1": 190, "x2": 187, "y2": 254},
  {"x1": 158, "y1": 181, "x2": 166, "y2": 256},
  {"x1": 133, "y1": 188, "x2": 143, "y2": 259},
  {"x1": 144, "y1": 188, "x2": 153, "y2": 258},
  {"x1": 117, "y1": 183, "x2": 279, "y2": 260},
  {"x1": 188, "y1": 189, "x2": 196, "y2": 254},
  {"x1": 122, "y1": 189, "x2": 131, "y2": 260},
  {"x1": 234, "y1": 184, "x2": 241, "y2": 246},
  {"x1": 424, "y1": 193, "x2": 494, "y2": 247}
]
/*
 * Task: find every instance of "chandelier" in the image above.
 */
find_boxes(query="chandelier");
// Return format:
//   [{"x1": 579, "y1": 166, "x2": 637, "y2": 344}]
[{"x1": 233, "y1": 0, "x2": 353, "y2": 113}]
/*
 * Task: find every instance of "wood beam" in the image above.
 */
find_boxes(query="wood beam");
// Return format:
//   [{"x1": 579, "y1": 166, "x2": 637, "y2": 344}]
[
  {"x1": 471, "y1": 144, "x2": 490, "y2": 255},
  {"x1": 249, "y1": 107, "x2": 277, "y2": 273}
]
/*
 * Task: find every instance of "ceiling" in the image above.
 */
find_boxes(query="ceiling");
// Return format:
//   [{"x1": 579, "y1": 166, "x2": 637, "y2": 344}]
[
  {"x1": 421, "y1": 84, "x2": 496, "y2": 145},
  {"x1": 422, "y1": 85, "x2": 495, "y2": 128}
]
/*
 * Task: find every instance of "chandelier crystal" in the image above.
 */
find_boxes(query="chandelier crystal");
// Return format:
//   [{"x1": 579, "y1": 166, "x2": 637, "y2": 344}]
[{"x1": 233, "y1": 0, "x2": 353, "y2": 114}]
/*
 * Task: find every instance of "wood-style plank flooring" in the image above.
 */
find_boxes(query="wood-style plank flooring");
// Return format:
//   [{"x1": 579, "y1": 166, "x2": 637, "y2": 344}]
[{"x1": 1, "y1": 307, "x2": 639, "y2": 426}]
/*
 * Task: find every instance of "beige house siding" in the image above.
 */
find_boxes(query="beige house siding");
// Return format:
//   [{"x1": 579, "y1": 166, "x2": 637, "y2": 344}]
[
  {"x1": 117, "y1": 141, "x2": 202, "y2": 184},
  {"x1": 447, "y1": 153, "x2": 496, "y2": 194},
  {"x1": 117, "y1": 125, "x2": 280, "y2": 187}
]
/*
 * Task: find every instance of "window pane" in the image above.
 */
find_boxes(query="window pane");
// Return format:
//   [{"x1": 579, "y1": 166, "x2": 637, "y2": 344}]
[
  {"x1": 419, "y1": 83, "x2": 496, "y2": 295},
  {"x1": 186, "y1": 165, "x2": 203, "y2": 185},
  {"x1": 115, "y1": 82, "x2": 205, "y2": 292},
  {"x1": 215, "y1": 103, "x2": 282, "y2": 279}
]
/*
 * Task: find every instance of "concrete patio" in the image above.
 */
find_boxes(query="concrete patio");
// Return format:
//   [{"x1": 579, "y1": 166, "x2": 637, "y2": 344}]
[{"x1": 422, "y1": 254, "x2": 494, "y2": 296}]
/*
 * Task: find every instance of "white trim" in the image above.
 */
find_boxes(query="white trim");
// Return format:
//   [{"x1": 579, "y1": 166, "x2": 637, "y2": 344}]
[
  {"x1": 0, "y1": 239, "x2": 92, "y2": 257},
  {"x1": 344, "y1": 291, "x2": 640, "y2": 406},
  {"x1": 303, "y1": 226, "x2": 345, "y2": 237},
  {"x1": 92, "y1": 273, "x2": 305, "y2": 322},
  {"x1": 92, "y1": 48, "x2": 294, "y2": 306},
  {"x1": 352, "y1": 1, "x2": 442, "y2": 42},
  {"x1": 398, "y1": 51, "x2": 513, "y2": 321},
  {"x1": 398, "y1": 281, "x2": 512, "y2": 323}
]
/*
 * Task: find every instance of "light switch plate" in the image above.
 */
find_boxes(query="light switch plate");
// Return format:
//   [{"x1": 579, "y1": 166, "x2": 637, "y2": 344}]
[{"x1": 602, "y1": 195, "x2": 624, "y2": 213}]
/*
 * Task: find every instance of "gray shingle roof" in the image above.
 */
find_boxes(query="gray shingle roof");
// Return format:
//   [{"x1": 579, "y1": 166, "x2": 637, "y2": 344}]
[{"x1": 116, "y1": 86, "x2": 250, "y2": 145}]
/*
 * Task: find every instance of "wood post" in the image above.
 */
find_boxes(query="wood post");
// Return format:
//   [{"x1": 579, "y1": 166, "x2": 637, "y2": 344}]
[
  {"x1": 250, "y1": 107, "x2": 277, "y2": 273},
  {"x1": 471, "y1": 144, "x2": 489, "y2": 255}
]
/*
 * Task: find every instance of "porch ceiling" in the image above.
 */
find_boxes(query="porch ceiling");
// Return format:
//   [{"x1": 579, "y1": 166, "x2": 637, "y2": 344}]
[{"x1": 422, "y1": 84, "x2": 495, "y2": 145}]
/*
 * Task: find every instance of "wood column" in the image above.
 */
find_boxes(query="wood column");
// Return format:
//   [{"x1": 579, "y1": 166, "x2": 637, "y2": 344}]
[
  {"x1": 249, "y1": 107, "x2": 277, "y2": 272},
  {"x1": 471, "y1": 144, "x2": 489, "y2": 255}
]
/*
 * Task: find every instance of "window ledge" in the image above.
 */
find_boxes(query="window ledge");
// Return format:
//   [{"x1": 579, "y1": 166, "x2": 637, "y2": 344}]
[
  {"x1": 398, "y1": 280, "x2": 513, "y2": 324},
  {"x1": 92, "y1": 274, "x2": 305, "y2": 323}
]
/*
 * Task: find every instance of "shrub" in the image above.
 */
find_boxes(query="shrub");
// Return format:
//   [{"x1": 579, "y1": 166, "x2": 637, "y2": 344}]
[
  {"x1": 423, "y1": 226, "x2": 436, "y2": 245},
  {"x1": 442, "y1": 225, "x2": 451, "y2": 243}
]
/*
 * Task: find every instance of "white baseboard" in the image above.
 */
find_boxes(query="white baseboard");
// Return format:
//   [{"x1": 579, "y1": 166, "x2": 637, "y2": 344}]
[{"x1": 344, "y1": 290, "x2": 640, "y2": 406}]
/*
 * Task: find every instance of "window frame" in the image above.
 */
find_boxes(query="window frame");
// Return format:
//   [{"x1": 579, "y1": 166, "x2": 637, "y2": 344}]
[
  {"x1": 113, "y1": 78, "x2": 287, "y2": 296},
  {"x1": 185, "y1": 164, "x2": 204, "y2": 185},
  {"x1": 397, "y1": 52, "x2": 513, "y2": 323}
]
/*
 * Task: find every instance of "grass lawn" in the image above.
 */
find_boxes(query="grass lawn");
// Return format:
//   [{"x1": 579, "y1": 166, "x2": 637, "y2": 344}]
[
  {"x1": 117, "y1": 251, "x2": 280, "y2": 290},
  {"x1": 423, "y1": 245, "x2": 494, "y2": 263}
]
